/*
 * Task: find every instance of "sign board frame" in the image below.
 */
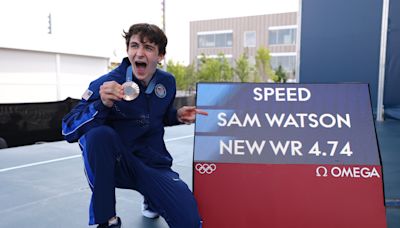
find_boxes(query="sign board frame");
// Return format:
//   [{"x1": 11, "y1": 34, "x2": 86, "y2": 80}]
[{"x1": 193, "y1": 83, "x2": 386, "y2": 228}]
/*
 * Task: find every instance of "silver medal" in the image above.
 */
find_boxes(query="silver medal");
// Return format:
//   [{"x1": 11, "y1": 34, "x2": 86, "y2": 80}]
[{"x1": 122, "y1": 81, "x2": 140, "y2": 101}]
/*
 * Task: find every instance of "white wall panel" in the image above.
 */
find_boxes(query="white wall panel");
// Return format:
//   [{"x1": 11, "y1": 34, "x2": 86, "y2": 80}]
[{"x1": 0, "y1": 48, "x2": 109, "y2": 103}]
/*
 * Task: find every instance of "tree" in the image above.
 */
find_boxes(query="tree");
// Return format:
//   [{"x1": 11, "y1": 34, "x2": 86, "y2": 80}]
[
  {"x1": 197, "y1": 55, "x2": 220, "y2": 82},
  {"x1": 166, "y1": 60, "x2": 198, "y2": 93},
  {"x1": 270, "y1": 65, "x2": 287, "y2": 83},
  {"x1": 197, "y1": 53, "x2": 233, "y2": 82},
  {"x1": 184, "y1": 63, "x2": 197, "y2": 93},
  {"x1": 219, "y1": 53, "x2": 234, "y2": 82},
  {"x1": 234, "y1": 53, "x2": 251, "y2": 82},
  {"x1": 255, "y1": 47, "x2": 275, "y2": 81},
  {"x1": 166, "y1": 60, "x2": 186, "y2": 90}
]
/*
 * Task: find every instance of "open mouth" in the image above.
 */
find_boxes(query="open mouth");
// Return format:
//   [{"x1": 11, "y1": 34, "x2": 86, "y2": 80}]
[
  {"x1": 134, "y1": 61, "x2": 147, "y2": 75},
  {"x1": 135, "y1": 61, "x2": 147, "y2": 68}
]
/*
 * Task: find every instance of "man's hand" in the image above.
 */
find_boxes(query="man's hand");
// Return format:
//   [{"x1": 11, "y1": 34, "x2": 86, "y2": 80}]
[
  {"x1": 99, "y1": 81, "x2": 124, "y2": 107},
  {"x1": 177, "y1": 106, "x2": 208, "y2": 124}
]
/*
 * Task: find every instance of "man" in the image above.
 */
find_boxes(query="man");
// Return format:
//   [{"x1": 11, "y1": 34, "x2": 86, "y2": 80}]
[{"x1": 62, "y1": 23, "x2": 206, "y2": 228}]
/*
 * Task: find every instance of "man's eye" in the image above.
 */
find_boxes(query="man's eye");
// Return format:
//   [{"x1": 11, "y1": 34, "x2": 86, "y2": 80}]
[{"x1": 145, "y1": 46, "x2": 154, "y2": 51}]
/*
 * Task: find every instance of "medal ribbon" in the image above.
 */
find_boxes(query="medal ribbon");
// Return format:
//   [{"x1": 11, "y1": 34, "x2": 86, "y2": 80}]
[{"x1": 126, "y1": 65, "x2": 158, "y2": 94}]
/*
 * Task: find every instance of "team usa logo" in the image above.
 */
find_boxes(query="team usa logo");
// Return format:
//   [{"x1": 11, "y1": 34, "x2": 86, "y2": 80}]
[
  {"x1": 82, "y1": 89, "x2": 93, "y2": 100},
  {"x1": 195, "y1": 163, "x2": 217, "y2": 174},
  {"x1": 155, "y1": 84, "x2": 166, "y2": 98}
]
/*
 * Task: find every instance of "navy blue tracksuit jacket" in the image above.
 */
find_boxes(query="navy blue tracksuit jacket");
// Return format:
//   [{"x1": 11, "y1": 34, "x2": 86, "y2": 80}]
[
  {"x1": 61, "y1": 58, "x2": 201, "y2": 227},
  {"x1": 62, "y1": 57, "x2": 180, "y2": 167}
]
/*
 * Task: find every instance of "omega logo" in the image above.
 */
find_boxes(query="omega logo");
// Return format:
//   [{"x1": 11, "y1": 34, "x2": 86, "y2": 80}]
[{"x1": 316, "y1": 166, "x2": 380, "y2": 178}]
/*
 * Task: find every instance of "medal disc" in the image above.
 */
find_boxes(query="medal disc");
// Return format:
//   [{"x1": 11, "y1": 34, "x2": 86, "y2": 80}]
[{"x1": 122, "y1": 81, "x2": 140, "y2": 101}]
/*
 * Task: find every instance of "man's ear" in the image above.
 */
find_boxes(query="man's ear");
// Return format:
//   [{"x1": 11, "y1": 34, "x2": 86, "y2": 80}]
[{"x1": 158, "y1": 54, "x2": 165, "y2": 63}]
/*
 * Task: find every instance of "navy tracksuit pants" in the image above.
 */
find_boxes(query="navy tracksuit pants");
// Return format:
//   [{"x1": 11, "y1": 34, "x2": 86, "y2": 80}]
[{"x1": 80, "y1": 125, "x2": 201, "y2": 227}]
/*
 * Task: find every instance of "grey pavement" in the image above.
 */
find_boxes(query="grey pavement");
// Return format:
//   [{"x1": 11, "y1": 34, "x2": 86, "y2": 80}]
[
  {"x1": 0, "y1": 122, "x2": 399, "y2": 227},
  {"x1": 0, "y1": 125, "x2": 196, "y2": 228}
]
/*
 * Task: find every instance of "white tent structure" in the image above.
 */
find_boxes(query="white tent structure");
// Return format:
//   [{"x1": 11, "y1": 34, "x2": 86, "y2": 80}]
[{"x1": 0, "y1": 36, "x2": 109, "y2": 103}]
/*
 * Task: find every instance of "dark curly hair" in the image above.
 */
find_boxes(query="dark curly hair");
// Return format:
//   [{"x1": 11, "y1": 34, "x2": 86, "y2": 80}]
[{"x1": 123, "y1": 23, "x2": 167, "y2": 55}]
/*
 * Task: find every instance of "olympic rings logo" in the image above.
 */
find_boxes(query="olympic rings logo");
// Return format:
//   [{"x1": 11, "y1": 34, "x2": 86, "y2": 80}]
[{"x1": 195, "y1": 163, "x2": 217, "y2": 175}]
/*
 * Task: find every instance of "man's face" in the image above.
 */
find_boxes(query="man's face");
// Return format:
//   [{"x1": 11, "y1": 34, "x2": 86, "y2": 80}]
[{"x1": 127, "y1": 35, "x2": 164, "y2": 85}]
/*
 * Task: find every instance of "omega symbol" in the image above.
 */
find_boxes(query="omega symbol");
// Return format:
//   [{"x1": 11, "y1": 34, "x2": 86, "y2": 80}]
[{"x1": 316, "y1": 166, "x2": 328, "y2": 177}]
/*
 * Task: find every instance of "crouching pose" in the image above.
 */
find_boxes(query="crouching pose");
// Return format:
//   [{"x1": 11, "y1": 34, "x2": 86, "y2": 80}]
[{"x1": 62, "y1": 23, "x2": 207, "y2": 228}]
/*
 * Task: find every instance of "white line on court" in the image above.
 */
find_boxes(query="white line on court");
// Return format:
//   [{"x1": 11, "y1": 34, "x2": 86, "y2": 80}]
[
  {"x1": 0, "y1": 135, "x2": 193, "y2": 173},
  {"x1": 0, "y1": 155, "x2": 81, "y2": 173},
  {"x1": 165, "y1": 135, "x2": 193, "y2": 142}
]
